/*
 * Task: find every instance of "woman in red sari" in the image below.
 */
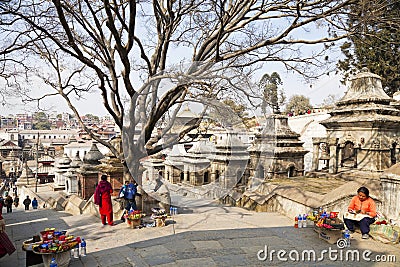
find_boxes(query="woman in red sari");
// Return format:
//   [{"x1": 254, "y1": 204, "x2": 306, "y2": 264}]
[
  {"x1": 0, "y1": 199, "x2": 16, "y2": 258},
  {"x1": 94, "y1": 175, "x2": 114, "y2": 226}
]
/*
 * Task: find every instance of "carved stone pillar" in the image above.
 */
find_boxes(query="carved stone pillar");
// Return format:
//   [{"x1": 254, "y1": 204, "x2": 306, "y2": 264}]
[
  {"x1": 312, "y1": 138, "x2": 322, "y2": 171},
  {"x1": 380, "y1": 173, "x2": 400, "y2": 224},
  {"x1": 328, "y1": 138, "x2": 339, "y2": 174}
]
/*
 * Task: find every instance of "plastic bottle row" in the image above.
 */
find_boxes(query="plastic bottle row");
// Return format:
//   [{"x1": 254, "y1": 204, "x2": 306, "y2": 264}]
[
  {"x1": 169, "y1": 206, "x2": 178, "y2": 215},
  {"x1": 294, "y1": 214, "x2": 308, "y2": 228}
]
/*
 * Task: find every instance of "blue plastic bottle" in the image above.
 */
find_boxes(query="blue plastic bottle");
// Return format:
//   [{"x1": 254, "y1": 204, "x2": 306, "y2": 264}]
[
  {"x1": 344, "y1": 229, "x2": 351, "y2": 247},
  {"x1": 298, "y1": 214, "x2": 303, "y2": 228},
  {"x1": 80, "y1": 238, "x2": 87, "y2": 256},
  {"x1": 49, "y1": 257, "x2": 58, "y2": 267}
]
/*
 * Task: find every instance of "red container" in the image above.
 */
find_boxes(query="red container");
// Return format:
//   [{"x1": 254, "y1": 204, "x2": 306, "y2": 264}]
[{"x1": 330, "y1": 212, "x2": 339, "y2": 219}]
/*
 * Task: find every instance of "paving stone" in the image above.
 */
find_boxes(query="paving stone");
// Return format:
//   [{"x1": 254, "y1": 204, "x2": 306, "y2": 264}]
[
  {"x1": 175, "y1": 257, "x2": 217, "y2": 267},
  {"x1": 136, "y1": 244, "x2": 171, "y2": 258},
  {"x1": 161, "y1": 239, "x2": 196, "y2": 253},
  {"x1": 191, "y1": 240, "x2": 222, "y2": 250},
  {"x1": 143, "y1": 253, "x2": 176, "y2": 266},
  {"x1": 212, "y1": 253, "x2": 253, "y2": 266}
]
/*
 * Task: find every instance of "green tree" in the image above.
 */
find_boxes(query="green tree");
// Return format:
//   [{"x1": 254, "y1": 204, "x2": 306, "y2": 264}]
[
  {"x1": 259, "y1": 72, "x2": 286, "y2": 114},
  {"x1": 285, "y1": 95, "x2": 312, "y2": 115},
  {"x1": 33, "y1": 112, "x2": 51, "y2": 130},
  {"x1": 337, "y1": 1, "x2": 400, "y2": 96},
  {"x1": 84, "y1": 114, "x2": 100, "y2": 124}
]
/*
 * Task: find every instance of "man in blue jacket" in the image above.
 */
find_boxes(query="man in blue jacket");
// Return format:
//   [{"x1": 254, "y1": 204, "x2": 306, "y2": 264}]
[{"x1": 119, "y1": 180, "x2": 138, "y2": 222}]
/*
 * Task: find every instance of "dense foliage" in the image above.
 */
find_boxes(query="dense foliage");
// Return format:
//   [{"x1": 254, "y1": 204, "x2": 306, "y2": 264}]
[
  {"x1": 338, "y1": 0, "x2": 400, "y2": 96},
  {"x1": 285, "y1": 95, "x2": 313, "y2": 116}
]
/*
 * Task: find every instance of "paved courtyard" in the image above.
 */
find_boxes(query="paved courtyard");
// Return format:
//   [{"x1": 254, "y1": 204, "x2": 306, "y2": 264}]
[{"x1": 1, "y1": 201, "x2": 399, "y2": 267}]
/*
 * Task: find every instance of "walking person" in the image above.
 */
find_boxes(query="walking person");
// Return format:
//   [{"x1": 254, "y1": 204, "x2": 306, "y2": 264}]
[
  {"x1": 119, "y1": 180, "x2": 138, "y2": 222},
  {"x1": 118, "y1": 181, "x2": 129, "y2": 222},
  {"x1": 4, "y1": 195, "x2": 13, "y2": 213},
  {"x1": 32, "y1": 197, "x2": 38, "y2": 209},
  {"x1": 0, "y1": 196, "x2": 4, "y2": 213},
  {"x1": 0, "y1": 207, "x2": 16, "y2": 258},
  {"x1": 13, "y1": 195, "x2": 19, "y2": 208},
  {"x1": 23, "y1": 196, "x2": 32, "y2": 211},
  {"x1": 94, "y1": 175, "x2": 114, "y2": 226}
]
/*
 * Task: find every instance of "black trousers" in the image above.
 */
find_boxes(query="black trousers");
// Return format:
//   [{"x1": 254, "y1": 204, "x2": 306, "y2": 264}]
[{"x1": 344, "y1": 217, "x2": 375, "y2": 234}]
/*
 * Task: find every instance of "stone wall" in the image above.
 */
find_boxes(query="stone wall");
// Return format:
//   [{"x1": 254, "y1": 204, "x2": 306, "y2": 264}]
[
  {"x1": 288, "y1": 113, "x2": 330, "y2": 171},
  {"x1": 380, "y1": 173, "x2": 400, "y2": 224}
]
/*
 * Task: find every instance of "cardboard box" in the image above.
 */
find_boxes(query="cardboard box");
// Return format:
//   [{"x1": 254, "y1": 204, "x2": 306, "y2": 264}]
[{"x1": 314, "y1": 226, "x2": 342, "y2": 244}]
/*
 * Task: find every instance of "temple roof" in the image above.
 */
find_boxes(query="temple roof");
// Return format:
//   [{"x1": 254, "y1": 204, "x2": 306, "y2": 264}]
[
  {"x1": 57, "y1": 154, "x2": 71, "y2": 166},
  {"x1": 38, "y1": 154, "x2": 55, "y2": 163},
  {"x1": 83, "y1": 143, "x2": 104, "y2": 164},
  {"x1": 337, "y1": 68, "x2": 392, "y2": 106},
  {"x1": 70, "y1": 153, "x2": 82, "y2": 168},
  {"x1": 321, "y1": 69, "x2": 400, "y2": 128}
]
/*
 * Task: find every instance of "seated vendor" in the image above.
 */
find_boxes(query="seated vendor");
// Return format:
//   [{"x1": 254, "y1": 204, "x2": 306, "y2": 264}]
[{"x1": 344, "y1": 186, "x2": 376, "y2": 239}]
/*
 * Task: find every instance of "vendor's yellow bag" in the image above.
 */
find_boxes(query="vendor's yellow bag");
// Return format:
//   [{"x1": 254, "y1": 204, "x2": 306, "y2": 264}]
[{"x1": 369, "y1": 224, "x2": 400, "y2": 244}]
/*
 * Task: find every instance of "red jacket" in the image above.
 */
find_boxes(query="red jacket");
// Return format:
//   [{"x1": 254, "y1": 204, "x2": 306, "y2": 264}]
[
  {"x1": 94, "y1": 180, "x2": 113, "y2": 215},
  {"x1": 348, "y1": 196, "x2": 377, "y2": 217}
]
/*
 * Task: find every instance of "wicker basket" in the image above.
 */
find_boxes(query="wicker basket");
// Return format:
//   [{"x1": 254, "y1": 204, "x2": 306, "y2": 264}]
[
  {"x1": 155, "y1": 218, "x2": 165, "y2": 227},
  {"x1": 127, "y1": 218, "x2": 141, "y2": 228}
]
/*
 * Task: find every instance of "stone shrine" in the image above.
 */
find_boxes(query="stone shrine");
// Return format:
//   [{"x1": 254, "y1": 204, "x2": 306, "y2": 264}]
[
  {"x1": 248, "y1": 114, "x2": 307, "y2": 179},
  {"x1": 181, "y1": 137, "x2": 215, "y2": 186},
  {"x1": 210, "y1": 132, "x2": 249, "y2": 189},
  {"x1": 53, "y1": 154, "x2": 71, "y2": 189},
  {"x1": 318, "y1": 68, "x2": 400, "y2": 172},
  {"x1": 164, "y1": 144, "x2": 187, "y2": 184},
  {"x1": 64, "y1": 152, "x2": 82, "y2": 195},
  {"x1": 77, "y1": 143, "x2": 104, "y2": 200}
]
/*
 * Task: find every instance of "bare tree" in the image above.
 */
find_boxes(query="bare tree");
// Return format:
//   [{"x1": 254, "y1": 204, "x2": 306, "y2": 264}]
[{"x1": 0, "y1": 0, "x2": 365, "y2": 182}]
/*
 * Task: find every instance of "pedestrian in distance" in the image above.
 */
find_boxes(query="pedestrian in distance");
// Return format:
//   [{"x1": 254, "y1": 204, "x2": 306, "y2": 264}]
[
  {"x1": 94, "y1": 174, "x2": 114, "y2": 226},
  {"x1": 4, "y1": 195, "x2": 13, "y2": 213},
  {"x1": 23, "y1": 196, "x2": 32, "y2": 211},
  {"x1": 32, "y1": 197, "x2": 38, "y2": 209},
  {"x1": 13, "y1": 195, "x2": 19, "y2": 208}
]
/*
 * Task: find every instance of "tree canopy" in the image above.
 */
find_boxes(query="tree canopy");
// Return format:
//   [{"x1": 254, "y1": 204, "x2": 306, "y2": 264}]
[
  {"x1": 259, "y1": 72, "x2": 286, "y2": 114},
  {"x1": 337, "y1": 0, "x2": 400, "y2": 96},
  {"x1": 285, "y1": 95, "x2": 313, "y2": 115},
  {"x1": 0, "y1": 0, "x2": 368, "y2": 181},
  {"x1": 33, "y1": 112, "x2": 51, "y2": 130}
]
